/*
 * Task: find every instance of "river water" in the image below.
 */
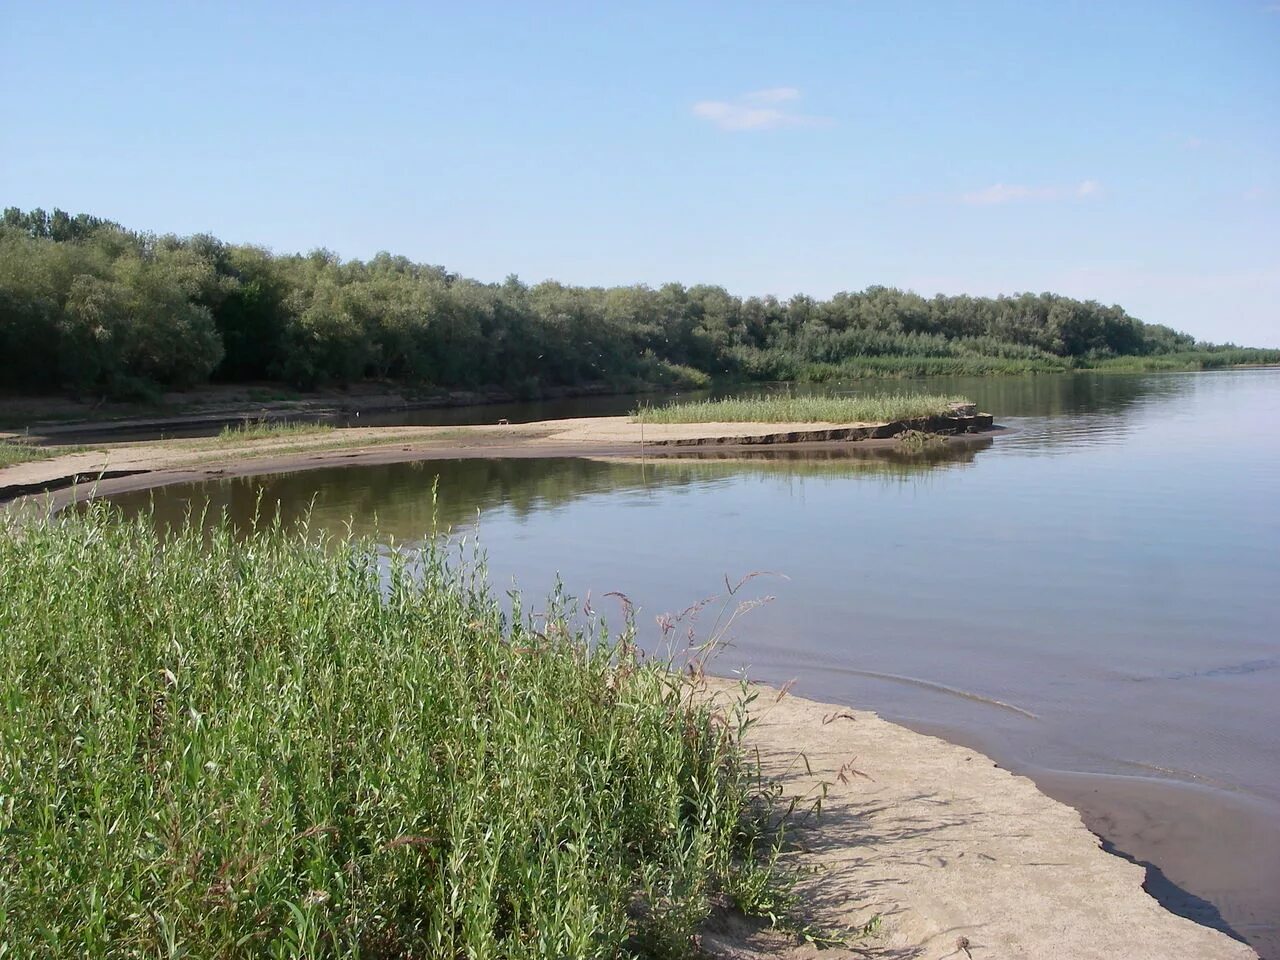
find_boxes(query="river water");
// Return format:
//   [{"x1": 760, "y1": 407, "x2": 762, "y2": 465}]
[{"x1": 108, "y1": 369, "x2": 1280, "y2": 957}]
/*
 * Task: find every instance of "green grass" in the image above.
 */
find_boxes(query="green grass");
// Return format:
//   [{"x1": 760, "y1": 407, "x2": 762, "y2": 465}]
[
  {"x1": 0, "y1": 506, "x2": 791, "y2": 958},
  {"x1": 0, "y1": 441, "x2": 57, "y2": 468},
  {"x1": 632, "y1": 393, "x2": 968, "y2": 425},
  {"x1": 0, "y1": 441, "x2": 90, "y2": 469},
  {"x1": 215, "y1": 419, "x2": 336, "y2": 443}
]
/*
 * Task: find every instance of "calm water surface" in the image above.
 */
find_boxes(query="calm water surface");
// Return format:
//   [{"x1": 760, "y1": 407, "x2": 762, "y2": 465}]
[{"x1": 110, "y1": 369, "x2": 1280, "y2": 956}]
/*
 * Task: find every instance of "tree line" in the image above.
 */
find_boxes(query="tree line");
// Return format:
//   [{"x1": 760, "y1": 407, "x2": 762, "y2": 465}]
[{"x1": 0, "y1": 206, "x2": 1268, "y2": 400}]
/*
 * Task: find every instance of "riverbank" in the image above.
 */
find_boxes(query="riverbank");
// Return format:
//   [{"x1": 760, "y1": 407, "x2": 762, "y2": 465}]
[
  {"x1": 707, "y1": 679, "x2": 1256, "y2": 959},
  {"x1": 0, "y1": 409, "x2": 993, "y2": 506}
]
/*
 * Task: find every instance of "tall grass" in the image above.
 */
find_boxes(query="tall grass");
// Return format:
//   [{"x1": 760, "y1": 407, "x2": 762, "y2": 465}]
[
  {"x1": 632, "y1": 393, "x2": 968, "y2": 425},
  {"x1": 0, "y1": 440, "x2": 57, "y2": 468},
  {"x1": 215, "y1": 420, "x2": 335, "y2": 443},
  {"x1": 0, "y1": 506, "x2": 786, "y2": 958},
  {"x1": 0, "y1": 441, "x2": 88, "y2": 469}
]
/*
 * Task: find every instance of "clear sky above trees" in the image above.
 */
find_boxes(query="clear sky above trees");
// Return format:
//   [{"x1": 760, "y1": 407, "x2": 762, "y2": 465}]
[{"x1": 2, "y1": 2, "x2": 1276, "y2": 346}]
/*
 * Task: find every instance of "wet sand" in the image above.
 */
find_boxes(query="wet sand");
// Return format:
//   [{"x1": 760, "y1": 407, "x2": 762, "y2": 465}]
[
  {"x1": 1036, "y1": 770, "x2": 1280, "y2": 956},
  {"x1": 895, "y1": 717, "x2": 1280, "y2": 958},
  {"x1": 700, "y1": 679, "x2": 1257, "y2": 959}
]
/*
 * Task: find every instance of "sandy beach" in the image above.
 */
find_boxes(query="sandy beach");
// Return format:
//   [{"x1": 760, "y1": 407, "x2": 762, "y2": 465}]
[{"x1": 703, "y1": 679, "x2": 1257, "y2": 959}]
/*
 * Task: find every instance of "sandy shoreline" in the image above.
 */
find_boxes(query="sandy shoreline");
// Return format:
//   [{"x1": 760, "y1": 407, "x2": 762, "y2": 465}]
[{"x1": 707, "y1": 678, "x2": 1256, "y2": 959}]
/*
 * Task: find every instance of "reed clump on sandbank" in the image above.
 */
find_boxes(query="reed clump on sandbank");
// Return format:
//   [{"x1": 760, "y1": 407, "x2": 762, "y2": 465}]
[
  {"x1": 214, "y1": 419, "x2": 335, "y2": 443},
  {"x1": 0, "y1": 440, "x2": 71, "y2": 468},
  {"x1": 0, "y1": 506, "x2": 791, "y2": 958},
  {"x1": 631, "y1": 393, "x2": 968, "y2": 425}
]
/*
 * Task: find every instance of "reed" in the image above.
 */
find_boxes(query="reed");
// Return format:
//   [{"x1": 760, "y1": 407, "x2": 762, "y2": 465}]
[
  {"x1": 632, "y1": 393, "x2": 967, "y2": 425},
  {"x1": 0, "y1": 505, "x2": 787, "y2": 958},
  {"x1": 0, "y1": 441, "x2": 85, "y2": 469},
  {"x1": 0, "y1": 440, "x2": 53, "y2": 468},
  {"x1": 215, "y1": 419, "x2": 335, "y2": 443}
]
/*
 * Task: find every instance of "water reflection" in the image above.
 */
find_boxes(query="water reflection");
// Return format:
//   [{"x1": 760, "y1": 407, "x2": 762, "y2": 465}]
[
  {"x1": 45, "y1": 368, "x2": 1210, "y2": 444},
  {"x1": 108, "y1": 434, "x2": 992, "y2": 541},
  {"x1": 358, "y1": 370, "x2": 1198, "y2": 427}
]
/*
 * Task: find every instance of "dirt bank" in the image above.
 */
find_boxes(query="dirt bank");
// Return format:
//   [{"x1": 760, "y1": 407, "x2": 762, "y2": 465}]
[{"x1": 703, "y1": 679, "x2": 1256, "y2": 959}]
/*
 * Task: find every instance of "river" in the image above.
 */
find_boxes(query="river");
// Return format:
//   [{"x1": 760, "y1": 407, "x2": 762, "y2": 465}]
[{"x1": 107, "y1": 368, "x2": 1280, "y2": 957}]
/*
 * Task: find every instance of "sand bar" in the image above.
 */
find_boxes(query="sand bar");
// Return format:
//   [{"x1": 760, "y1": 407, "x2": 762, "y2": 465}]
[{"x1": 0, "y1": 412, "x2": 991, "y2": 505}]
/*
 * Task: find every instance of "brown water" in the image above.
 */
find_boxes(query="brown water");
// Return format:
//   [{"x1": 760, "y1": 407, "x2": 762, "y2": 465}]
[{"x1": 108, "y1": 369, "x2": 1280, "y2": 957}]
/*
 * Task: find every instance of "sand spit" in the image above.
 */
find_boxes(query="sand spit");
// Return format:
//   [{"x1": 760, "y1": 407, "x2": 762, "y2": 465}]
[
  {"x1": 701, "y1": 679, "x2": 1256, "y2": 960},
  {"x1": 0, "y1": 413, "x2": 991, "y2": 505}
]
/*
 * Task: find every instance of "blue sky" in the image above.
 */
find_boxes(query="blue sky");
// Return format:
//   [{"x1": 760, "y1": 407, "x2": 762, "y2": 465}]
[{"x1": 3, "y1": 1, "x2": 1277, "y2": 345}]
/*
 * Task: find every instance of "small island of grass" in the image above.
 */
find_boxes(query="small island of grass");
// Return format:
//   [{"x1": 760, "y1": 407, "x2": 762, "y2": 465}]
[{"x1": 632, "y1": 393, "x2": 970, "y2": 425}]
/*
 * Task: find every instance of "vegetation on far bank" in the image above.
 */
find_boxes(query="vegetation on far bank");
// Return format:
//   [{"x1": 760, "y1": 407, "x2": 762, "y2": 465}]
[
  {"x1": 0, "y1": 506, "x2": 799, "y2": 958},
  {"x1": 634, "y1": 393, "x2": 966, "y2": 425},
  {"x1": 766, "y1": 347, "x2": 1280, "y2": 382},
  {"x1": 3, "y1": 206, "x2": 1277, "y2": 405}
]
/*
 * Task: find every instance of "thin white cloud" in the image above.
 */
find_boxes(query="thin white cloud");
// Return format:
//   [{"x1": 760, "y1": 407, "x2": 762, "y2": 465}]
[
  {"x1": 960, "y1": 180, "x2": 1102, "y2": 205},
  {"x1": 1182, "y1": 136, "x2": 1205, "y2": 150},
  {"x1": 692, "y1": 88, "x2": 829, "y2": 132}
]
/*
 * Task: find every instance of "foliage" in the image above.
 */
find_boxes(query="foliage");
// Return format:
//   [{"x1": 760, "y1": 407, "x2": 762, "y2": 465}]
[
  {"x1": 2, "y1": 206, "x2": 1275, "y2": 400},
  {"x1": 633, "y1": 393, "x2": 965, "y2": 424},
  {"x1": 0, "y1": 506, "x2": 789, "y2": 958}
]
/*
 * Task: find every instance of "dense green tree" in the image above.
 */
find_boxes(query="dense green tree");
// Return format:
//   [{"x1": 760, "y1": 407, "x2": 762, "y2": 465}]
[{"x1": 0, "y1": 207, "x2": 1269, "y2": 399}]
